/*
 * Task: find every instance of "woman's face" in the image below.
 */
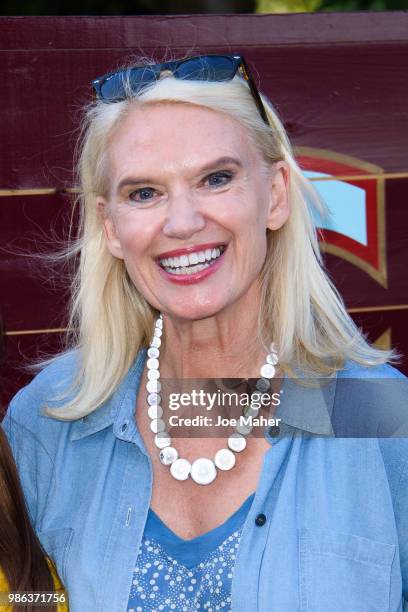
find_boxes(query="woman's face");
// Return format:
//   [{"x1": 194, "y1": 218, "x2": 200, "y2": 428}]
[{"x1": 100, "y1": 102, "x2": 289, "y2": 321}]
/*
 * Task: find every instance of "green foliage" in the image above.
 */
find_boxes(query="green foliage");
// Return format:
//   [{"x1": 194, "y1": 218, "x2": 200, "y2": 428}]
[
  {"x1": 257, "y1": 0, "x2": 321, "y2": 11},
  {"x1": 256, "y1": 0, "x2": 408, "y2": 11}
]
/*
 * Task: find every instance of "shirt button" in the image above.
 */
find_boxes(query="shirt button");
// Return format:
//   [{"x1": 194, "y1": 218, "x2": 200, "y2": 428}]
[
  {"x1": 268, "y1": 425, "x2": 280, "y2": 438},
  {"x1": 255, "y1": 513, "x2": 267, "y2": 527},
  {"x1": 121, "y1": 422, "x2": 129, "y2": 433}
]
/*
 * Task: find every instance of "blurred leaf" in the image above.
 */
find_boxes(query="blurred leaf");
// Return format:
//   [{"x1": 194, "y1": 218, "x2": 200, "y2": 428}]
[{"x1": 256, "y1": 0, "x2": 322, "y2": 12}]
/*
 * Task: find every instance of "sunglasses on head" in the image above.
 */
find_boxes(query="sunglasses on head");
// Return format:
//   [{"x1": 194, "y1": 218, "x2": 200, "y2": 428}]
[{"x1": 92, "y1": 54, "x2": 268, "y2": 125}]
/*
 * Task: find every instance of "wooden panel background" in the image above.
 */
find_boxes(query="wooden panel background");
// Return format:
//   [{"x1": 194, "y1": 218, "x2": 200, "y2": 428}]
[{"x1": 1, "y1": 13, "x2": 407, "y2": 409}]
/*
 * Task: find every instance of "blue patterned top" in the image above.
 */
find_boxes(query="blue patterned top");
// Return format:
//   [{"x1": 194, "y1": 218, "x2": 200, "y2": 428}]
[{"x1": 127, "y1": 492, "x2": 255, "y2": 611}]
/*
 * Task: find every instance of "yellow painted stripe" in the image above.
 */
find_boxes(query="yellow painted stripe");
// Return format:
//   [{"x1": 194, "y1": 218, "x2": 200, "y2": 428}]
[
  {"x1": 0, "y1": 188, "x2": 79, "y2": 197},
  {"x1": 310, "y1": 172, "x2": 408, "y2": 182},
  {"x1": 4, "y1": 305, "x2": 408, "y2": 336},
  {"x1": 347, "y1": 304, "x2": 408, "y2": 314},
  {"x1": 5, "y1": 327, "x2": 68, "y2": 336}
]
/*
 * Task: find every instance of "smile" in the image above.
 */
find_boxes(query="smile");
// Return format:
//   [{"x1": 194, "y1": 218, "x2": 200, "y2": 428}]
[{"x1": 158, "y1": 246, "x2": 226, "y2": 276}]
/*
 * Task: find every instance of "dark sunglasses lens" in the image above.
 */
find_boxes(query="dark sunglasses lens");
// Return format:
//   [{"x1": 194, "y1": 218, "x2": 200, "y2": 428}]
[
  {"x1": 176, "y1": 56, "x2": 236, "y2": 82},
  {"x1": 128, "y1": 67, "x2": 158, "y2": 92},
  {"x1": 99, "y1": 67, "x2": 157, "y2": 100},
  {"x1": 98, "y1": 74, "x2": 126, "y2": 101}
]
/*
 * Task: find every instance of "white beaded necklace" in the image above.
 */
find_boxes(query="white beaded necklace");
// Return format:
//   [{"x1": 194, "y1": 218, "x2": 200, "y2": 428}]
[{"x1": 146, "y1": 315, "x2": 279, "y2": 485}]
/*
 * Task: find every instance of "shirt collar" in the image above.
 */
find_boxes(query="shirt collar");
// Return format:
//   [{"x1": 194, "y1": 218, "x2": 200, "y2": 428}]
[
  {"x1": 69, "y1": 349, "x2": 147, "y2": 441},
  {"x1": 69, "y1": 349, "x2": 337, "y2": 441},
  {"x1": 274, "y1": 375, "x2": 337, "y2": 437}
]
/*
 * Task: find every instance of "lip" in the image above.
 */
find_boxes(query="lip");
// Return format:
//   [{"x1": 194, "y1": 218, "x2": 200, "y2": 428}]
[
  {"x1": 156, "y1": 245, "x2": 227, "y2": 285},
  {"x1": 156, "y1": 242, "x2": 226, "y2": 260}
]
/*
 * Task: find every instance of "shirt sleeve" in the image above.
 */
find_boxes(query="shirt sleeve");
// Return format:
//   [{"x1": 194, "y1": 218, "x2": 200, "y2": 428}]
[
  {"x1": 395, "y1": 459, "x2": 408, "y2": 605},
  {"x1": 378, "y1": 438, "x2": 408, "y2": 605},
  {"x1": 1, "y1": 386, "x2": 55, "y2": 530}
]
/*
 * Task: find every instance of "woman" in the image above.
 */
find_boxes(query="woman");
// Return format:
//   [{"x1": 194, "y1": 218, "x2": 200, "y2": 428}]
[
  {"x1": 0, "y1": 323, "x2": 66, "y2": 611},
  {"x1": 3, "y1": 55, "x2": 407, "y2": 611},
  {"x1": 0, "y1": 428, "x2": 66, "y2": 612}
]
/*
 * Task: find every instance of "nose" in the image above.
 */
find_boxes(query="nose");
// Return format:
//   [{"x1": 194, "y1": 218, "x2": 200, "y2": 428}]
[{"x1": 162, "y1": 192, "x2": 206, "y2": 239}]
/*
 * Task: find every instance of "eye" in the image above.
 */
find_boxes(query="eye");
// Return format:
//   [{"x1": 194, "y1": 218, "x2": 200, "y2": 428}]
[
  {"x1": 129, "y1": 187, "x2": 158, "y2": 203},
  {"x1": 204, "y1": 171, "x2": 233, "y2": 188}
]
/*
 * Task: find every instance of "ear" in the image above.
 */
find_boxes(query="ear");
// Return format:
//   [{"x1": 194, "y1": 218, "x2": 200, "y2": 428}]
[
  {"x1": 266, "y1": 161, "x2": 291, "y2": 231},
  {"x1": 97, "y1": 197, "x2": 125, "y2": 260}
]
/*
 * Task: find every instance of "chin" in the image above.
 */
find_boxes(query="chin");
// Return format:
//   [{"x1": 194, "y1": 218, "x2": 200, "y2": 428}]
[{"x1": 163, "y1": 299, "x2": 229, "y2": 322}]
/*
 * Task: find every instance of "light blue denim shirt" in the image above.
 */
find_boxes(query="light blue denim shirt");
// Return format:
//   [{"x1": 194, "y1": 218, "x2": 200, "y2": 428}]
[{"x1": 2, "y1": 350, "x2": 408, "y2": 612}]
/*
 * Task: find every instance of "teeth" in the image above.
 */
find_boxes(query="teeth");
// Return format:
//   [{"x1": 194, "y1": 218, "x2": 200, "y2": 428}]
[
  {"x1": 160, "y1": 245, "x2": 225, "y2": 273},
  {"x1": 164, "y1": 262, "x2": 211, "y2": 275},
  {"x1": 188, "y1": 252, "x2": 199, "y2": 265}
]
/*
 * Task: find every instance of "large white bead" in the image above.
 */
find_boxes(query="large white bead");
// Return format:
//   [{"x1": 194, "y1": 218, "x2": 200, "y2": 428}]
[
  {"x1": 266, "y1": 353, "x2": 279, "y2": 365},
  {"x1": 147, "y1": 393, "x2": 161, "y2": 406},
  {"x1": 170, "y1": 458, "x2": 191, "y2": 481},
  {"x1": 260, "y1": 364, "x2": 276, "y2": 379},
  {"x1": 235, "y1": 418, "x2": 252, "y2": 435},
  {"x1": 154, "y1": 432, "x2": 171, "y2": 449},
  {"x1": 147, "y1": 347, "x2": 160, "y2": 359},
  {"x1": 190, "y1": 458, "x2": 217, "y2": 485},
  {"x1": 156, "y1": 317, "x2": 163, "y2": 329},
  {"x1": 228, "y1": 433, "x2": 247, "y2": 452},
  {"x1": 150, "y1": 418, "x2": 165, "y2": 434},
  {"x1": 151, "y1": 336, "x2": 161, "y2": 348},
  {"x1": 154, "y1": 327, "x2": 162, "y2": 338},
  {"x1": 147, "y1": 379, "x2": 161, "y2": 394},
  {"x1": 148, "y1": 404, "x2": 163, "y2": 419},
  {"x1": 147, "y1": 369, "x2": 160, "y2": 381},
  {"x1": 244, "y1": 405, "x2": 259, "y2": 418},
  {"x1": 256, "y1": 378, "x2": 270, "y2": 392},
  {"x1": 269, "y1": 342, "x2": 277, "y2": 353},
  {"x1": 214, "y1": 448, "x2": 236, "y2": 471},
  {"x1": 147, "y1": 357, "x2": 159, "y2": 370},
  {"x1": 159, "y1": 446, "x2": 178, "y2": 465}
]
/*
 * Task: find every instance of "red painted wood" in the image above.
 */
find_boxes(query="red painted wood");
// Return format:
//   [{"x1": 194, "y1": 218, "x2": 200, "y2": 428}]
[
  {"x1": 1, "y1": 13, "x2": 408, "y2": 49},
  {"x1": 0, "y1": 193, "x2": 71, "y2": 331}
]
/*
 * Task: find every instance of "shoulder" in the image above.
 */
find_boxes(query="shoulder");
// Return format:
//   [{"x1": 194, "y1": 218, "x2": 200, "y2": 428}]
[
  {"x1": 336, "y1": 360, "x2": 407, "y2": 417},
  {"x1": 335, "y1": 360, "x2": 407, "y2": 410},
  {"x1": 2, "y1": 351, "x2": 80, "y2": 458},
  {"x1": 331, "y1": 360, "x2": 408, "y2": 437},
  {"x1": 338, "y1": 360, "x2": 406, "y2": 379},
  {"x1": 21, "y1": 350, "x2": 80, "y2": 402},
  {"x1": 4, "y1": 351, "x2": 79, "y2": 424}
]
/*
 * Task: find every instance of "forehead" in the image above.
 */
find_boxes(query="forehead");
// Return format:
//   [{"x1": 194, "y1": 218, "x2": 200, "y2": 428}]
[{"x1": 106, "y1": 102, "x2": 260, "y2": 179}]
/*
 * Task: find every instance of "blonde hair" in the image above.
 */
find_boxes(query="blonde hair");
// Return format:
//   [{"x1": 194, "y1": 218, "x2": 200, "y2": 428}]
[{"x1": 45, "y1": 66, "x2": 394, "y2": 419}]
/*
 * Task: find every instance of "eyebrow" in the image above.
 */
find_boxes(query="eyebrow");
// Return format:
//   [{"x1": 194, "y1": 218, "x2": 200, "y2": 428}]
[{"x1": 115, "y1": 156, "x2": 243, "y2": 193}]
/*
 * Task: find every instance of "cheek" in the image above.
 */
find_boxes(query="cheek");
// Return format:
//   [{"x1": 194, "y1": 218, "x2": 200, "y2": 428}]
[
  {"x1": 237, "y1": 205, "x2": 270, "y2": 270},
  {"x1": 227, "y1": 193, "x2": 270, "y2": 246},
  {"x1": 114, "y1": 213, "x2": 154, "y2": 254},
  {"x1": 112, "y1": 220, "x2": 156, "y2": 281}
]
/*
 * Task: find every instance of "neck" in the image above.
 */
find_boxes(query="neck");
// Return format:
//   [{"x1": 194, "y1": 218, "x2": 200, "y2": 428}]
[{"x1": 159, "y1": 288, "x2": 266, "y2": 379}]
